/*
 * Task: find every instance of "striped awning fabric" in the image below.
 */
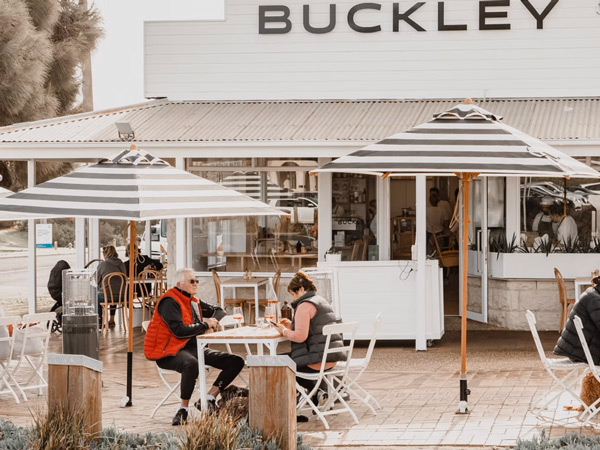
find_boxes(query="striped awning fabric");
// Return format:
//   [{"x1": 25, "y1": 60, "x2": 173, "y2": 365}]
[
  {"x1": 318, "y1": 104, "x2": 600, "y2": 178},
  {"x1": 0, "y1": 148, "x2": 283, "y2": 220},
  {"x1": 221, "y1": 172, "x2": 294, "y2": 201}
]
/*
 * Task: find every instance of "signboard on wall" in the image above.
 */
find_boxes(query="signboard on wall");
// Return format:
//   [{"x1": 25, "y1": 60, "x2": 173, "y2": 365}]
[
  {"x1": 35, "y1": 224, "x2": 53, "y2": 249},
  {"x1": 144, "y1": 0, "x2": 600, "y2": 101}
]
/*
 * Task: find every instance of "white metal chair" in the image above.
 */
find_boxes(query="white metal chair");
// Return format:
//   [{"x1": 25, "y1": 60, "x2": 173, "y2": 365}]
[
  {"x1": 526, "y1": 310, "x2": 588, "y2": 412},
  {"x1": 573, "y1": 315, "x2": 600, "y2": 424},
  {"x1": 334, "y1": 312, "x2": 383, "y2": 415},
  {"x1": 296, "y1": 321, "x2": 360, "y2": 429},
  {"x1": 10, "y1": 312, "x2": 55, "y2": 401},
  {"x1": 0, "y1": 315, "x2": 22, "y2": 403},
  {"x1": 143, "y1": 320, "x2": 182, "y2": 418}
]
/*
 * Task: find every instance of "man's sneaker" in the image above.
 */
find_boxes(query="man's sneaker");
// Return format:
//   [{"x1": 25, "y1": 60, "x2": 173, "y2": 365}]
[
  {"x1": 172, "y1": 408, "x2": 188, "y2": 426},
  {"x1": 194, "y1": 398, "x2": 217, "y2": 415}
]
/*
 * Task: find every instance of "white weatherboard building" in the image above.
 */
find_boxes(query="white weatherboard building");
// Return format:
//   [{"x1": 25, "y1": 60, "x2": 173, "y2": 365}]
[{"x1": 1, "y1": 0, "x2": 600, "y2": 346}]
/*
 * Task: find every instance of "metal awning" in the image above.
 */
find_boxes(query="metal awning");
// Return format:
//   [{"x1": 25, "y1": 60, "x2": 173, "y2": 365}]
[{"x1": 0, "y1": 98, "x2": 598, "y2": 146}]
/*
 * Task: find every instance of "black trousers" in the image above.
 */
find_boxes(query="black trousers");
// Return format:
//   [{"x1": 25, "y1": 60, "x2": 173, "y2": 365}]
[
  {"x1": 157, "y1": 347, "x2": 245, "y2": 401},
  {"x1": 296, "y1": 366, "x2": 321, "y2": 393}
]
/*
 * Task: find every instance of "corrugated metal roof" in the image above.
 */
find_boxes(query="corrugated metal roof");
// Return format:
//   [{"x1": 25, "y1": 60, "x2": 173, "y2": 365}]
[{"x1": 0, "y1": 98, "x2": 599, "y2": 144}]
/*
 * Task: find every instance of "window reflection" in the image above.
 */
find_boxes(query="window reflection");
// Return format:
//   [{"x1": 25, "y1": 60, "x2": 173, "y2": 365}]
[{"x1": 189, "y1": 159, "x2": 319, "y2": 273}]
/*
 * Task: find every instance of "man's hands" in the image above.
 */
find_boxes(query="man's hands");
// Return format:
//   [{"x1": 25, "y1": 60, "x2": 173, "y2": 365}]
[
  {"x1": 280, "y1": 318, "x2": 292, "y2": 329},
  {"x1": 204, "y1": 318, "x2": 220, "y2": 331}
]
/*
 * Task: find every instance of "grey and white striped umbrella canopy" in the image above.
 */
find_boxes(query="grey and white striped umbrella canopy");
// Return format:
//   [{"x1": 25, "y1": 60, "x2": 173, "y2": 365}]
[
  {"x1": 318, "y1": 103, "x2": 599, "y2": 178},
  {"x1": 221, "y1": 172, "x2": 294, "y2": 201},
  {"x1": 0, "y1": 148, "x2": 283, "y2": 220}
]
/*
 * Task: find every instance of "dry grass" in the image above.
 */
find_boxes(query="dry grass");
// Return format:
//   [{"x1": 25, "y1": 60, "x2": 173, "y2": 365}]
[
  {"x1": 29, "y1": 406, "x2": 91, "y2": 450},
  {"x1": 180, "y1": 411, "x2": 239, "y2": 450}
]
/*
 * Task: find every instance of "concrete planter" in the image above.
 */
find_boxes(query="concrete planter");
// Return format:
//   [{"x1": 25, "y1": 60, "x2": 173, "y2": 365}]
[{"x1": 479, "y1": 252, "x2": 600, "y2": 279}]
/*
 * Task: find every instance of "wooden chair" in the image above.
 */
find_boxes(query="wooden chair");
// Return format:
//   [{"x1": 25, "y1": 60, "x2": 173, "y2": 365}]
[
  {"x1": 138, "y1": 268, "x2": 165, "y2": 323},
  {"x1": 554, "y1": 268, "x2": 575, "y2": 333},
  {"x1": 100, "y1": 272, "x2": 128, "y2": 336},
  {"x1": 350, "y1": 240, "x2": 362, "y2": 261},
  {"x1": 432, "y1": 232, "x2": 459, "y2": 269},
  {"x1": 361, "y1": 235, "x2": 371, "y2": 261},
  {"x1": 211, "y1": 269, "x2": 244, "y2": 312},
  {"x1": 247, "y1": 269, "x2": 282, "y2": 324}
]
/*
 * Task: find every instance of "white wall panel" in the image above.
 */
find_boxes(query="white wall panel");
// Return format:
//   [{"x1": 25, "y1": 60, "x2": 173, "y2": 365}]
[{"x1": 144, "y1": 0, "x2": 600, "y2": 100}]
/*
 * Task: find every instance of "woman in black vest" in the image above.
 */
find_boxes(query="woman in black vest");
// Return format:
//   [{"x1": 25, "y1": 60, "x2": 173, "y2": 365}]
[
  {"x1": 554, "y1": 275, "x2": 600, "y2": 363},
  {"x1": 272, "y1": 272, "x2": 344, "y2": 398}
]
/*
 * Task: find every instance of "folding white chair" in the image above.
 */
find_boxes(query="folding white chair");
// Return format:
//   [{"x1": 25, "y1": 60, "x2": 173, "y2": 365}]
[
  {"x1": 143, "y1": 320, "x2": 182, "y2": 418},
  {"x1": 296, "y1": 321, "x2": 360, "y2": 429},
  {"x1": 334, "y1": 312, "x2": 383, "y2": 415},
  {"x1": 10, "y1": 312, "x2": 55, "y2": 401},
  {"x1": 573, "y1": 315, "x2": 600, "y2": 425},
  {"x1": 0, "y1": 316, "x2": 22, "y2": 403},
  {"x1": 526, "y1": 310, "x2": 588, "y2": 412}
]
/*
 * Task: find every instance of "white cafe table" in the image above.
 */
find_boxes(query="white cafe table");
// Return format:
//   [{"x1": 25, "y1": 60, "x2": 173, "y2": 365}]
[
  {"x1": 196, "y1": 325, "x2": 287, "y2": 411},
  {"x1": 219, "y1": 276, "x2": 269, "y2": 322},
  {"x1": 575, "y1": 276, "x2": 593, "y2": 301}
]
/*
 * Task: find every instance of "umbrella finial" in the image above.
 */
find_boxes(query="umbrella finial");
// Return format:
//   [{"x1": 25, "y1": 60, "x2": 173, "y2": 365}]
[
  {"x1": 130, "y1": 143, "x2": 137, "y2": 150},
  {"x1": 464, "y1": 98, "x2": 473, "y2": 105}
]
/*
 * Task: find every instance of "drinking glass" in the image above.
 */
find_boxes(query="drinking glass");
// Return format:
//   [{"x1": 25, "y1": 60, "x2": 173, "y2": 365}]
[
  {"x1": 264, "y1": 305, "x2": 276, "y2": 323},
  {"x1": 232, "y1": 307, "x2": 244, "y2": 324}
]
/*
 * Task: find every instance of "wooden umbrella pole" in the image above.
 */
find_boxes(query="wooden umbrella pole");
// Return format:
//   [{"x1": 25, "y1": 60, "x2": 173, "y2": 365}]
[
  {"x1": 457, "y1": 172, "x2": 477, "y2": 413},
  {"x1": 126, "y1": 220, "x2": 135, "y2": 407}
]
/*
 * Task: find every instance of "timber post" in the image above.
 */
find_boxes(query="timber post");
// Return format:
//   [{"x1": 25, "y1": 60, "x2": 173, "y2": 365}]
[
  {"x1": 248, "y1": 355, "x2": 297, "y2": 450},
  {"x1": 47, "y1": 354, "x2": 103, "y2": 435}
]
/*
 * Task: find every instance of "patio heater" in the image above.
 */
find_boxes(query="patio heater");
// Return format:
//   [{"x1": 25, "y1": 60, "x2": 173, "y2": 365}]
[{"x1": 62, "y1": 269, "x2": 99, "y2": 360}]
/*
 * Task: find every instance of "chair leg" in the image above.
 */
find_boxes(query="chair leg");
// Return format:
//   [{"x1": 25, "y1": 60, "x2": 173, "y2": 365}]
[{"x1": 102, "y1": 305, "x2": 108, "y2": 336}]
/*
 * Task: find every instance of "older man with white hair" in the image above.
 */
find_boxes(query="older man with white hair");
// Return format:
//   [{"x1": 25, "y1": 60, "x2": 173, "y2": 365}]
[{"x1": 144, "y1": 268, "x2": 244, "y2": 426}]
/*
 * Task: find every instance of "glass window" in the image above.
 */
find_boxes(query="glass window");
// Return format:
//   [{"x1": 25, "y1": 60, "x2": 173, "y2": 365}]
[
  {"x1": 520, "y1": 179, "x2": 595, "y2": 252},
  {"x1": 190, "y1": 159, "x2": 319, "y2": 273},
  {"x1": 331, "y1": 173, "x2": 378, "y2": 261}
]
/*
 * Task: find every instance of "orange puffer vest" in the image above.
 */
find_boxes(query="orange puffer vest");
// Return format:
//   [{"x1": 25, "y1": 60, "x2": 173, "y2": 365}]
[{"x1": 144, "y1": 287, "x2": 201, "y2": 360}]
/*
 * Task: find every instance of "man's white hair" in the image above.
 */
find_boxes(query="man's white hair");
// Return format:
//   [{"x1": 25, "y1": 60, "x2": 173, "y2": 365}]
[{"x1": 174, "y1": 268, "x2": 195, "y2": 285}]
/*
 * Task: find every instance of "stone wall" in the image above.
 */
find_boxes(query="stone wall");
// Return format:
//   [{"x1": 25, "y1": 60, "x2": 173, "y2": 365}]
[{"x1": 468, "y1": 276, "x2": 571, "y2": 331}]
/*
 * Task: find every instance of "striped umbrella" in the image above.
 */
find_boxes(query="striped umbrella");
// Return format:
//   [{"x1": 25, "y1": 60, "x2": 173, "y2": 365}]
[
  {"x1": 0, "y1": 145, "x2": 282, "y2": 406},
  {"x1": 318, "y1": 100, "x2": 600, "y2": 412}
]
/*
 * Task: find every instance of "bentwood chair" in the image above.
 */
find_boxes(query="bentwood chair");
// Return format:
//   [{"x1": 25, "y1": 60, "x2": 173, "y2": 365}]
[
  {"x1": 554, "y1": 268, "x2": 576, "y2": 333},
  {"x1": 247, "y1": 269, "x2": 281, "y2": 324},
  {"x1": 211, "y1": 269, "x2": 244, "y2": 313},
  {"x1": 100, "y1": 272, "x2": 128, "y2": 336},
  {"x1": 139, "y1": 268, "x2": 165, "y2": 322}
]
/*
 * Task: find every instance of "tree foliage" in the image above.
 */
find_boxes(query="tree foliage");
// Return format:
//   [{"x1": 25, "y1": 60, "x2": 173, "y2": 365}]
[{"x1": 0, "y1": 0, "x2": 103, "y2": 190}]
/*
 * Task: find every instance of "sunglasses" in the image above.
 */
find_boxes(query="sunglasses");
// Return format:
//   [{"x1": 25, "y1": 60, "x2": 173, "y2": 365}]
[{"x1": 188, "y1": 279, "x2": 199, "y2": 285}]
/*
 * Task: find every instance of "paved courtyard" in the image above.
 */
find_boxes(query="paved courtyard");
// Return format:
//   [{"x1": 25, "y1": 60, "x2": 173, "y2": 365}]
[{"x1": 1, "y1": 322, "x2": 599, "y2": 449}]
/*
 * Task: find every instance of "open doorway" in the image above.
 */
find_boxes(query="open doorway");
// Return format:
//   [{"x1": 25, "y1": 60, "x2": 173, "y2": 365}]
[{"x1": 389, "y1": 176, "x2": 461, "y2": 316}]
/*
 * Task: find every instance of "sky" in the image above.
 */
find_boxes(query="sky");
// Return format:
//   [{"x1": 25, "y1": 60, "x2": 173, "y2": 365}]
[{"x1": 90, "y1": 0, "x2": 224, "y2": 111}]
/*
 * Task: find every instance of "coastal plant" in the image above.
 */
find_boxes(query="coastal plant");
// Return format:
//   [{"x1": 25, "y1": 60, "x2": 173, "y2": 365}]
[
  {"x1": 0, "y1": 0, "x2": 103, "y2": 191},
  {"x1": 514, "y1": 430, "x2": 600, "y2": 449},
  {"x1": 29, "y1": 407, "x2": 90, "y2": 450}
]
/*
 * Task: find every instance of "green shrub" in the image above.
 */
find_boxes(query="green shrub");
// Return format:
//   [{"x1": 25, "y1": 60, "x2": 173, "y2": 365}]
[
  {"x1": 0, "y1": 418, "x2": 30, "y2": 450},
  {"x1": 514, "y1": 430, "x2": 600, "y2": 449}
]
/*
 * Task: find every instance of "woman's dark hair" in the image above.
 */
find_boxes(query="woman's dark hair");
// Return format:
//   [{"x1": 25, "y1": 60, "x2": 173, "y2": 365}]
[
  {"x1": 287, "y1": 271, "x2": 317, "y2": 293},
  {"x1": 548, "y1": 203, "x2": 564, "y2": 216}
]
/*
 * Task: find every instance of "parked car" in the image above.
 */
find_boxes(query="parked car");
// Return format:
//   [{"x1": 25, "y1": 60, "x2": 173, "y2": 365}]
[
  {"x1": 582, "y1": 182, "x2": 600, "y2": 193},
  {"x1": 521, "y1": 182, "x2": 589, "y2": 210}
]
